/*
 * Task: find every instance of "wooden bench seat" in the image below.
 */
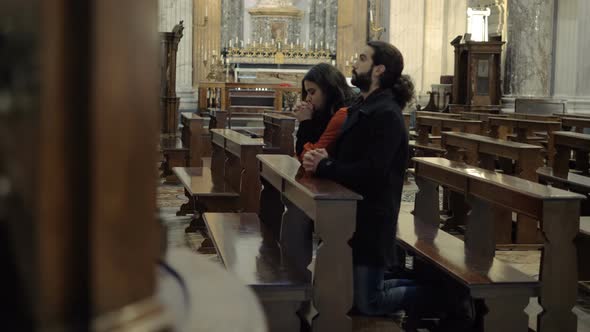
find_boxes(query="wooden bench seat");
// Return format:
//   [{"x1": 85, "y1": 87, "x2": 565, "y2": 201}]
[
  {"x1": 174, "y1": 166, "x2": 238, "y2": 198},
  {"x1": 174, "y1": 129, "x2": 264, "y2": 234},
  {"x1": 488, "y1": 117, "x2": 561, "y2": 143},
  {"x1": 412, "y1": 157, "x2": 585, "y2": 332},
  {"x1": 160, "y1": 113, "x2": 205, "y2": 183},
  {"x1": 398, "y1": 214, "x2": 537, "y2": 289},
  {"x1": 397, "y1": 214, "x2": 537, "y2": 332},
  {"x1": 408, "y1": 140, "x2": 446, "y2": 156},
  {"x1": 441, "y1": 132, "x2": 544, "y2": 244},
  {"x1": 203, "y1": 212, "x2": 311, "y2": 332},
  {"x1": 578, "y1": 217, "x2": 590, "y2": 281},
  {"x1": 416, "y1": 116, "x2": 483, "y2": 144},
  {"x1": 552, "y1": 131, "x2": 590, "y2": 176},
  {"x1": 204, "y1": 154, "x2": 361, "y2": 332},
  {"x1": 262, "y1": 113, "x2": 296, "y2": 155},
  {"x1": 160, "y1": 137, "x2": 187, "y2": 151}
]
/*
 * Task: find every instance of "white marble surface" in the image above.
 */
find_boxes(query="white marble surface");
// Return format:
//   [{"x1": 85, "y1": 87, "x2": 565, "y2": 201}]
[
  {"x1": 389, "y1": 0, "x2": 466, "y2": 101},
  {"x1": 504, "y1": 0, "x2": 554, "y2": 97}
]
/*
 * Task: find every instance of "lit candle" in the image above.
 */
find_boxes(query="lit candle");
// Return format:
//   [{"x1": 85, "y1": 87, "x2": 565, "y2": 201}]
[
  {"x1": 278, "y1": 42, "x2": 281, "y2": 49},
  {"x1": 370, "y1": 9, "x2": 373, "y2": 22}
]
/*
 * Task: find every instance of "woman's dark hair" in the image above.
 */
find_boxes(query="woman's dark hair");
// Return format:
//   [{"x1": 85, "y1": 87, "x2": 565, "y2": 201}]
[
  {"x1": 367, "y1": 40, "x2": 415, "y2": 109},
  {"x1": 301, "y1": 63, "x2": 355, "y2": 126}
]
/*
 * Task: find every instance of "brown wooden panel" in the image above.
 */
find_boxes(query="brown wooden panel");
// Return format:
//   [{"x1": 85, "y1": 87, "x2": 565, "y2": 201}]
[
  {"x1": 173, "y1": 167, "x2": 238, "y2": 197},
  {"x1": 257, "y1": 155, "x2": 363, "y2": 201},
  {"x1": 203, "y1": 213, "x2": 310, "y2": 291},
  {"x1": 397, "y1": 214, "x2": 537, "y2": 287}
]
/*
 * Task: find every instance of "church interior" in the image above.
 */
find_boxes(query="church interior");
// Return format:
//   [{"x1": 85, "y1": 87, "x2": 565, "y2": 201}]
[{"x1": 1, "y1": 0, "x2": 590, "y2": 331}]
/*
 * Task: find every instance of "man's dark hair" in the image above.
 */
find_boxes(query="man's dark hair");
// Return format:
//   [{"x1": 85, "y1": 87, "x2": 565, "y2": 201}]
[{"x1": 367, "y1": 41, "x2": 415, "y2": 109}]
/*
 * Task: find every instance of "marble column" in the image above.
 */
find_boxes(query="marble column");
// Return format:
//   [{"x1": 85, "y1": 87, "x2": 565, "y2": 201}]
[
  {"x1": 159, "y1": 0, "x2": 196, "y2": 110},
  {"x1": 389, "y1": 0, "x2": 426, "y2": 95},
  {"x1": 389, "y1": 0, "x2": 466, "y2": 104},
  {"x1": 504, "y1": 0, "x2": 555, "y2": 97},
  {"x1": 336, "y1": 0, "x2": 368, "y2": 73},
  {"x1": 309, "y1": 0, "x2": 338, "y2": 51},
  {"x1": 553, "y1": 0, "x2": 590, "y2": 113},
  {"x1": 221, "y1": 0, "x2": 244, "y2": 49}
]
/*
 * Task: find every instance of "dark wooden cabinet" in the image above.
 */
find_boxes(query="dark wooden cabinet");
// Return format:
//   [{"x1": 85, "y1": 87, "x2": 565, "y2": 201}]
[{"x1": 450, "y1": 37, "x2": 504, "y2": 113}]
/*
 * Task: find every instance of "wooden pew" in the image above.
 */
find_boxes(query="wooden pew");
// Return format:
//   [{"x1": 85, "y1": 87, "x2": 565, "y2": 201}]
[
  {"x1": 174, "y1": 129, "x2": 264, "y2": 229},
  {"x1": 538, "y1": 132, "x2": 590, "y2": 284},
  {"x1": 203, "y1": 213, "x2": 311, "y2": 332},
  {"x1": 507, "y1": 112, "x2": 561, "y2": 122},
  {"x1": 416, "y1": 116, "x2": 483, "y2": 144},
  {"x1": 410, "y1": 116, "x2": 483, "y2": 158},
  {"x1": 403, "y1": 111, "x2": 411, "y2": 130},
  {"x1": 488, "y1": 117, "x2": 561, "y2": 143},
  {"x1": 459, "y1": 112, "x2": 508, "y2": 136},
  {"x1": 202, "y1": 110, "x2": 229, "y2": 156},
  {"x1": 441, "y1": 132, "x2": 544, "y2": 245},
  {"x1": 204, "y1": 154, "x2": 361, "y2": 332},
  {"x1": 261, "y1": 113, "x2": 296, "y2": 155},
  {"x1": 561, "y1": 116, "x2": 590, "y2": 133},
  {"x1": 415, "y1": 111, "x2": 462, "y2": 118},
  {"x1": 551, "y1": 131, "x2": 590, "y2": 176},
  {"x1": 411, "y1": 157, "x2": 585, "y2": 332},
  {"x1": 397, "y1": 214, "x2": 537, "y2": 332},
  {"x1": 554, "y1": 112, "x2": 590, "y2": 120},
  {"x1": 160, "y1": 113, "x2": 205, "y2": 183}
]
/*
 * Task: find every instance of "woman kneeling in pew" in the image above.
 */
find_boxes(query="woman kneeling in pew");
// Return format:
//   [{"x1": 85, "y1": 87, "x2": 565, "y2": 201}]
[
  {"x1": 301, "y1": 41, "x2": 476, "y2": 331},
  {"x1": 293, "y1": 63, "x2": 355, "y2": 161}
]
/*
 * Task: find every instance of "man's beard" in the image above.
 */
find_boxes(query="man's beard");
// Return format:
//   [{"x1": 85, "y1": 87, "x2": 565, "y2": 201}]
[{"x1": 351, "y1": 66, "x2": 373, "y2": 92}]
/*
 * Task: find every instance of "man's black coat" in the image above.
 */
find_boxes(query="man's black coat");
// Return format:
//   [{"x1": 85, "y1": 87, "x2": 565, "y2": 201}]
[{"x1": 316, "y1": 89, "x2": 408, "y2": 267}]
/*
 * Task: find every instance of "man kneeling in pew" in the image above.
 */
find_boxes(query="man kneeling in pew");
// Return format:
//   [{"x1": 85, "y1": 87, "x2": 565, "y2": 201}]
[{"x1": 303, "y1": 41, "x2": 475, "y2": 331}]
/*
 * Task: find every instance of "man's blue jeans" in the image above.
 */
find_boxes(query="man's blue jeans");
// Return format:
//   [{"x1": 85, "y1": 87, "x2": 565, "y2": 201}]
[{"x1": 353, "y1": 265, "x2": 420, "y2": 316}]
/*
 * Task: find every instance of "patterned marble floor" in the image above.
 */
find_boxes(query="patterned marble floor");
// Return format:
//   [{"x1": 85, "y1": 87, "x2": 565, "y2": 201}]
[{"x1": 158, "y1": 177, "x2": 590, "y2": 331}]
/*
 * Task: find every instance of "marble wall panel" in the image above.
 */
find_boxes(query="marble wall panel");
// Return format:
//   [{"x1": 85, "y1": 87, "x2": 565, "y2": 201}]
[
  {"x1": 389, "y1": 0, "x2": 425, "y2": 95},
  {"x1": 221, "y1": 0, "x2": 244, "y2": 48},
  {"x1": 504, "y1": 0, "x2": 554, "y2": 97},
  {"x1": 389, "y1": 0, "x2": 466, "y2": 100},
  {"x1": 575, "y1": 0, "x2": 590, "y2": 98}
]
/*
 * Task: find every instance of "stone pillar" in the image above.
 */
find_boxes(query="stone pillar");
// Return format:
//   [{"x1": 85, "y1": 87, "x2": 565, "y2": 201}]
[
  {"x1": 337, "y1": 0, "x2": 368, "y2": 73},
  {"x1": 159, "y1": 0, "x2": 196, "y2": 110},
  {"x1": 389, "y1": 0, "x2": 466, "y2": 104},
  {"x1": 504, "y1": 0, "x2": 555, "y2": 97},
  {"x1": 554, "y1": 0, "x2": 590, "y2": 113}
]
